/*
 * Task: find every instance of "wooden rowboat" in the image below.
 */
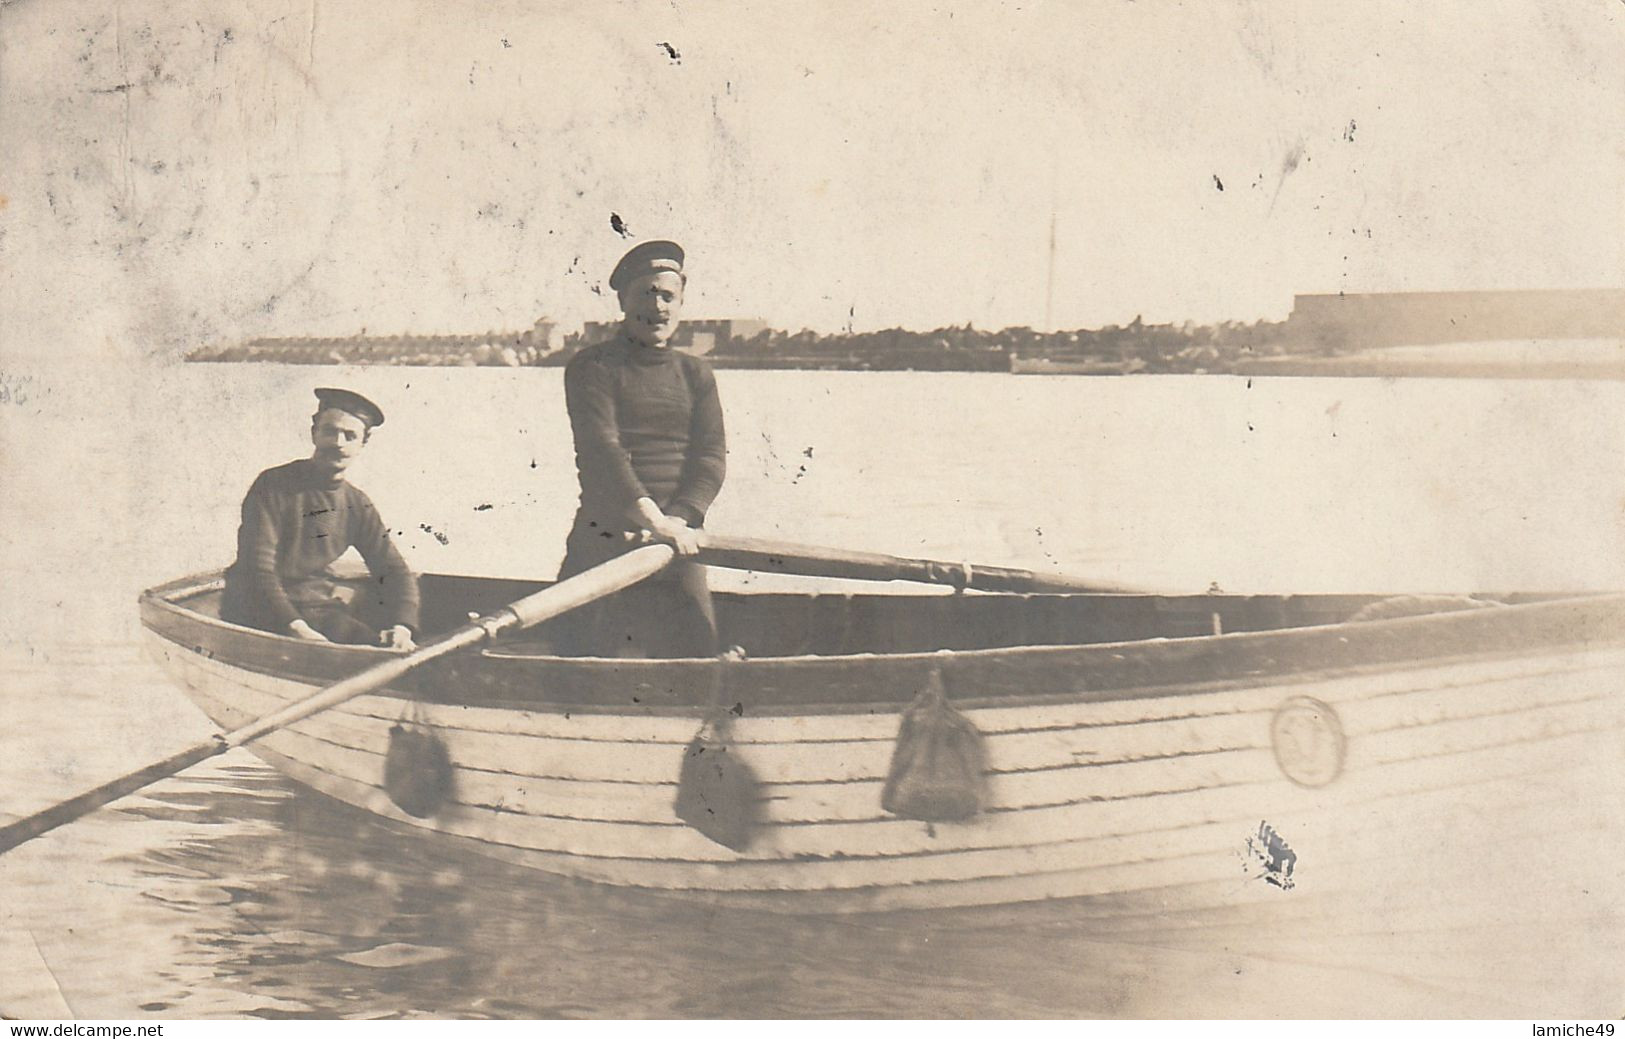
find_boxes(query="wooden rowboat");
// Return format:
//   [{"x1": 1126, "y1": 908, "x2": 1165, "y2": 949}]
[{"x1": 138, "y1": 572, "x2": 1625, "y2": 919}]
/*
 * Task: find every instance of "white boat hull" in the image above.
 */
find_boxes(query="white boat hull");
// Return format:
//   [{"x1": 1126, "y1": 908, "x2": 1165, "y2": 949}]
[{"x1": 144, "y1": 631, "x2": 1625, "y2": 920}]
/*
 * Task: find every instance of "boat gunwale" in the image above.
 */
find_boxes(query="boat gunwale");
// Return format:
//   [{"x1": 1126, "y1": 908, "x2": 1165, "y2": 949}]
[
  {"x1": 139, "y1": 569, "x2": 1625, "y2": 716},
  {"x1": 157, "y1": 620, "x2": 1625, "y2": 728}
]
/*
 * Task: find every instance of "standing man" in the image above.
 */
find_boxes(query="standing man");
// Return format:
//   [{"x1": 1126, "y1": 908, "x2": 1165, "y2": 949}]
[
  {"x1": 221, "y1": 388, "x2": 420, "y2": 649},
  {"x1": 559, "y1": 239, "x2": 726, "y2": 657}
]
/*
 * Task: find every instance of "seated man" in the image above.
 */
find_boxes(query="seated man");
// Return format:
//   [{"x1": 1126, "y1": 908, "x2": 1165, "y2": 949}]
[{"x1": 221, "y1": 388, "x2": 419, "y2": 649}]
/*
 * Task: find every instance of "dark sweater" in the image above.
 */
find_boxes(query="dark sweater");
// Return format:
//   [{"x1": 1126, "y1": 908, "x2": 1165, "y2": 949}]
[
  {"x1": 563, "y1": 334, "x2": 727, "y2": 530},
  {"x1": 221, "y1": 459, "x2": 420, "y2": 632}
]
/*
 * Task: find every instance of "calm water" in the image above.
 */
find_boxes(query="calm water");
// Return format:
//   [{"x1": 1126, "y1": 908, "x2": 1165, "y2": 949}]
[{"x1": 3, "y1": 366, "x2": 1624, "y2": 1017}]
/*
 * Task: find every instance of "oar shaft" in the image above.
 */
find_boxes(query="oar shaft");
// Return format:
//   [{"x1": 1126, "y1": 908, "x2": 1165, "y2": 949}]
[
  {"x1": 223, "y1": 542, "x2": 674, "y2": 747},
  {"x1": 0, "y1": 741, "x2": 226, "y2": 853},
  {"x1": 220, "y1": 624, "x2": 486, "y2": 748},
  {"x1": 507, "y1": 543, "x2": 675, "y2": 627},
  {"x1": 0, "y1": 543, "x2": 676, "y2": 856},
  {"x1": 696, "y1": 533, "x2": 1137, "y2": 594}
]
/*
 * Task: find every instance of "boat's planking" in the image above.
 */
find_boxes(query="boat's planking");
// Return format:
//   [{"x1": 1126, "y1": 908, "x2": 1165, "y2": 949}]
[{"x1": 143, "y1": 601, "x2": 1625, "y2": 914}]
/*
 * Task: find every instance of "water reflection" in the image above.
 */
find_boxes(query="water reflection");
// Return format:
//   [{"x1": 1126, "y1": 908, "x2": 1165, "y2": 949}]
[
  {"x1": 107, "y1": 763, "x2": 1039, "y2": 1018},
  {"x1": 11, "y1": 721, "x2": 1608, "y2": 1018},
  {"x1": 102, "y1": 754, "x2": 1345, "y2": 1018},
  {"x1": 89, "y1": 756, "x2": 1532, "y2": 1019}
]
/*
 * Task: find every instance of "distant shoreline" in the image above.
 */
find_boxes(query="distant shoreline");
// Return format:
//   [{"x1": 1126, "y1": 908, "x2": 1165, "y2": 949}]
[
  {"x1": 185, "y1": 338, "x2": 1625, "y2": 380},
  {"x1": 185, "y1": 290, "x2": 1625, "y2": 377}
]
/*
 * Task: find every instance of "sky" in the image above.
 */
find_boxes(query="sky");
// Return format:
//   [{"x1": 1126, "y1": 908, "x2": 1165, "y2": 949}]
[
  {"x1": 1, "y1": 0, "x2": 1624, "y2": 653},
  {"x1": 2, "y1": 0, "x2": 1623, "y2": 354}
]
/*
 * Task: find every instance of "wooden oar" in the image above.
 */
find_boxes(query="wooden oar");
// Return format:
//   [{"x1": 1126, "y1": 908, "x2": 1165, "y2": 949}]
[
  {"x1": 0, "y1": 543, "x2": 676, "y2": 856},
  {"x1": 695, "y1": 532, "x2": 1147, "y2": 594}
]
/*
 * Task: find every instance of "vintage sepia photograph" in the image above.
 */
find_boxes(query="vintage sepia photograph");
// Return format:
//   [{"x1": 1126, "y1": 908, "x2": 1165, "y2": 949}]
[{"x1": 3, "y1": 0, "x2": 1624, "y2": 1022}]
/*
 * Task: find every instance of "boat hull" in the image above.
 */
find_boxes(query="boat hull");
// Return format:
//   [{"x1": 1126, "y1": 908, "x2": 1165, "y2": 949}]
[{"x1": 140, "y1": 607, "x2": 1625, "y2": 917}]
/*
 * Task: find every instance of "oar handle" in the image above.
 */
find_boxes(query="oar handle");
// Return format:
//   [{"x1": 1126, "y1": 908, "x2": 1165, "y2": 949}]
[
  {"x1": 695, "y1": 532, "x2": 1140, "y2": 595},
  {"x1": 0, "y1": 543, "x2": 676, "y2": 856}
]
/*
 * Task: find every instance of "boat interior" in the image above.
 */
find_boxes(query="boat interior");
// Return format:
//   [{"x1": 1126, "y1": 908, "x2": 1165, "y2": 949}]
[{"x1": 166, "y1": 572, "x2": 1555, "y2": 658}]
